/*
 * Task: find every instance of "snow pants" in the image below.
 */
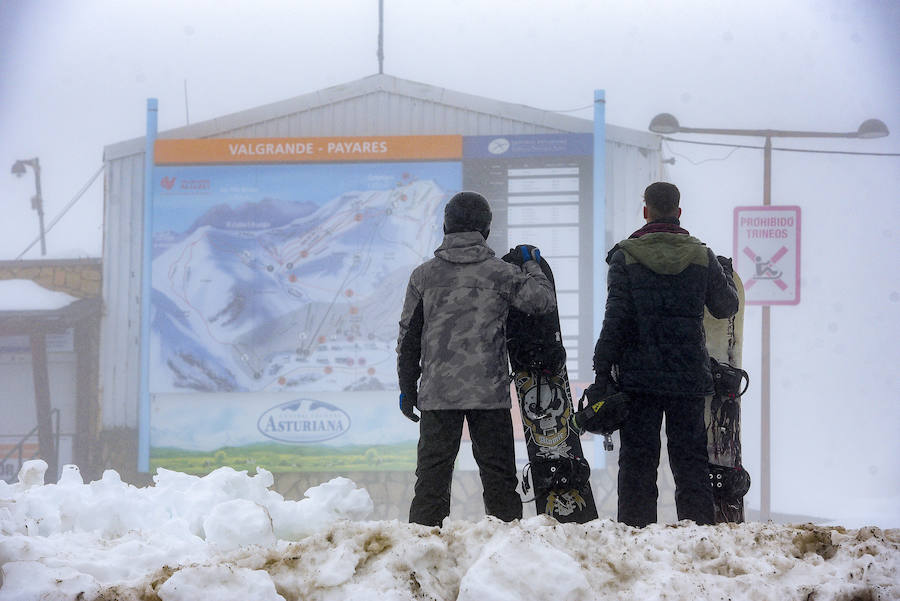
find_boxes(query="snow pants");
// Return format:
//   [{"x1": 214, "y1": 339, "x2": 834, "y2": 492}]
[
  {"x1": 617, "y1": 393, "x2": 714, "y2": 527},
  {"x1": 409, "y1": 408, "x2": 522, "y2": 527}
]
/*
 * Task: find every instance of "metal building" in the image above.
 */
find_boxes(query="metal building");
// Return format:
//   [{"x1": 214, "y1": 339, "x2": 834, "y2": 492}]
[{"x1": 100, "y1": 74, "x2": 663, "y2": 515}]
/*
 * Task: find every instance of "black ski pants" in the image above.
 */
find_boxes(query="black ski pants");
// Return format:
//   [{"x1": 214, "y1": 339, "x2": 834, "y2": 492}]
[
  {"x1": 409, "y1": 408, "x2": 522, "y2": 527},
  {"x1": 617, "y1": 393, "x2": 714, "y2": 527}
]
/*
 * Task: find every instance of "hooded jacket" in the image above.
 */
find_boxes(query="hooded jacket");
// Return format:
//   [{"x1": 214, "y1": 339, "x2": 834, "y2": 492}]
[
  {"x1": 397, "y1": 231, "x2": 556, "y2": 410},
  {"x1": 593, "y1": 221, "x2": 738, "y2": 396}
]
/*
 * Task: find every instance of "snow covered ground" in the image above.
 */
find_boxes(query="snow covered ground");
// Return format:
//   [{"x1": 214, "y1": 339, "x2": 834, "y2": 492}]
[{"x1": 1, "y1": 461, "x2": 897, "y2": 601}]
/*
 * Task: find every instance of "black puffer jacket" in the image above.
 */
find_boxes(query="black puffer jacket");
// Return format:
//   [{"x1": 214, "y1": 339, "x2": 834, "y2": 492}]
[{"x1": 593, "y1": 221, "x2": 738, "y2": 396}]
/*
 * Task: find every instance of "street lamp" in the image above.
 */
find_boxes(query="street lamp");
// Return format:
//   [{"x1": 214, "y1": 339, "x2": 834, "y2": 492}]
[
  {"x1": 10, "y1": 157, "x2": 47, "y2": 256},
  {"x1": 648, "y1": 113, "x2": 889, "y2": 522},
  {"x1": 650, "y1": 113, "x2": 889, "y2": 140}
]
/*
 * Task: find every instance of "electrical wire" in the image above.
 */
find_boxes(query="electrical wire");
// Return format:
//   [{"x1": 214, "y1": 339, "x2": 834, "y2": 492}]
[
  {"x1": 660, "y1": 135, "x2": 900, "y2": 157},
  {"x1": 16, "y1": 165, "x2": 105, "y2": 260},
  {"x1": 769, "y1": 147, "x2": 900, "y2": 157},
  {"x1": 663, "y1": 140, "x2": 743, "y2": 165},
  {"x1": 548, "y1": 104, "x2": 593, "y2": 113}
]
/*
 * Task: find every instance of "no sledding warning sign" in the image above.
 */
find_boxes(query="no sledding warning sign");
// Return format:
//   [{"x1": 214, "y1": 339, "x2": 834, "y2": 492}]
[{"x1": 733, "y1": 206, "x2": 801, "y2": 305}]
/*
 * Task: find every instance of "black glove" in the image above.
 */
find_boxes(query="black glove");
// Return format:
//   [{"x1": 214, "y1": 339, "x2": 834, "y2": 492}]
[
  {"x1": 517, "y1": 245, "x2": 541, "y2": 264},
  {"x1": 716, "y1": 255, "x2": 733, "y2": 276},
  {"x1": 583, "y1": 380, "x2": 609, "y2": 405},
  {"x1": 399, "y1": 392, "x2": 419, "y2": 423}
]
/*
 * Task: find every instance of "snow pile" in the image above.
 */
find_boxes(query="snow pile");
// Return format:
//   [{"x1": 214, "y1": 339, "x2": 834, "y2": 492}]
[
  {"x1": 1, "y1": 461, "x2": 898, "y2": 601},
  {"x1": 0, "y1": 461, "x2": 371, "y2": 600}
]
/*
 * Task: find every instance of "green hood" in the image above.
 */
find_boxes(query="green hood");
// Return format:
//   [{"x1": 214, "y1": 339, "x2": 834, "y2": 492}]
[{"x1": 615, "y1": 233, "x2": 709, "y2": 275}]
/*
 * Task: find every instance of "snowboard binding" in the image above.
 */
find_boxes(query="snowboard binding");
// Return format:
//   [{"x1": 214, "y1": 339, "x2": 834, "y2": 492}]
[
  {"x1": 709, "y1": 464, "x2": 751, "y2": 501},
  {"x1": 509, "y1": 338, "x2": 567, "y2": 378},
  {"x1": 508, "y1": 336, "x2": 566, "y2": 420},
  {"x1": 521, "y1": 455, "x2": 591, "y2": 497},
  {"x1": 707, "y1": 359, "x2": 749, "y2": 453},
  {"x1": 710, "y1": 358, "x2": 749, "y2": 400},
  {"x1": 707, "y1": 357, "x2": 752, "y2": 519}
]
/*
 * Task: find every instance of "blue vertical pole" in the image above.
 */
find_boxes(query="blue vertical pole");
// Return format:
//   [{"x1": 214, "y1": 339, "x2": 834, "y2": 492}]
[
  {"x1": 592, "y1": 90, "x2": 606, "y2": 341},
  {"x1": 138, "y1": 98, "x2": 158, "y2": 472},
  {"x1": 592, "y1": 89, "x2": 607, "y2": 468}
]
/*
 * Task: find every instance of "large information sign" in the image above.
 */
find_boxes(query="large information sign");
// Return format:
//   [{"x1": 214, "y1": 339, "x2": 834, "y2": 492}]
[
  {"x1": 463, "y1": 134, "x2": 593, "y2": 378},
  {"x1": 733, "y1": 205, "x2": 801, "y2": 305},
  {"x1": 143, "y1": 134, "x2": 593, "y2": 473}
]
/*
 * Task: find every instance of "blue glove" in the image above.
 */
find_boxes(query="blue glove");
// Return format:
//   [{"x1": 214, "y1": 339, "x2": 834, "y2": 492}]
[
  {"x1": 518, "y1": 245, "x2": 541, "y2": 264},
  {"x1": 399, "y1": 392, "x2": 419, "y2": 423}
]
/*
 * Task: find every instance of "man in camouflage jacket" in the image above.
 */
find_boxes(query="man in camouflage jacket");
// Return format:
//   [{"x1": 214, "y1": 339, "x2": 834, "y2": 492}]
[
  {"x1": 592, "y1": 182, "x2": 738, "y2": 527},
  {"x1": 397, "y1": 191, "x2": 556, "y2": 526}
]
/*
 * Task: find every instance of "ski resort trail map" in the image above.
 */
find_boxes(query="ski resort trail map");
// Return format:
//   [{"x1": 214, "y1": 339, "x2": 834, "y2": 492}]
[{"x1": 150, "y1": 162, "x2": 459, "y2": 394}]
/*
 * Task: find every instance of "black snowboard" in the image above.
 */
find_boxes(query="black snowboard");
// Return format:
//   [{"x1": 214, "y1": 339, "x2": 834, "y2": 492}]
[{"x1": 502, "y1": 247, "x2": 598, "y2": 523}]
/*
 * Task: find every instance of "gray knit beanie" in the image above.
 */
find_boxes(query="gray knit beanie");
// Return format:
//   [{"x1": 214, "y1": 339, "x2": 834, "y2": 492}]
[{"x1": 443, "y1": 191, "x2": 492, "y2": 238}]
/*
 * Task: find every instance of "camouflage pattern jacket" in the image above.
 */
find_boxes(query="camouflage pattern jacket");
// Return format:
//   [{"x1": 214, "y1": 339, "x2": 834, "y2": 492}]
[{"x1": 397, "y1": 231, "x2": 557, "y2": 410}]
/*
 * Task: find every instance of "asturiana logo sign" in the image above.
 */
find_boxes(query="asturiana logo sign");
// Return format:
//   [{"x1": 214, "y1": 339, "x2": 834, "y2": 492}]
[{"x1": 257, "y1": 399, "x2": 350, "y2": 443}]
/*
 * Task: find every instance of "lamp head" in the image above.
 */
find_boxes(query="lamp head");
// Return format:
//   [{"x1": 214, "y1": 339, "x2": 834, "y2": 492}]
[
  {"x1": 856, "y1": 119, "x2": 889, "y2": 139},
  {"x1": 11, "y1": 161, "x2": 27, "y2": 177},
  {"x1": 649, "y1": 113, "x2": 681, "y2": 134}
]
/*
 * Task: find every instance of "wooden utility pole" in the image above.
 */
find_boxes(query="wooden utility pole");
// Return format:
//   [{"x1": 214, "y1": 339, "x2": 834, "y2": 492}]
[{"x1": 30, "y1": 332, "x2": 57, "y2": 482}]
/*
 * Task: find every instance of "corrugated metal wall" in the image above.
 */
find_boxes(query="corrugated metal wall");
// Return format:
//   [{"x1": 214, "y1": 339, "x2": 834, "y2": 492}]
[
  {"x1": 100, "y1": 154, "x2": 145, "y2": 427},
  {"x1": 606, "y1": 141, "x2": 660, "y2": 246},
  {"x1": 100, "y1": 77, "x2": 661, "y2": 428}
]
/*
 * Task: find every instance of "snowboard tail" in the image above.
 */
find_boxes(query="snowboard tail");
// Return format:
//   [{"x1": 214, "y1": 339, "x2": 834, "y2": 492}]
[{"x1": 503, "y1": 247, "x2": 598, "y2": 523}]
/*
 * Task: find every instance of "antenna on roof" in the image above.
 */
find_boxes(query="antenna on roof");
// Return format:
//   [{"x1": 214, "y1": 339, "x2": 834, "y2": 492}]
[
  {"x1": 377, "y1": 0, "x2": 384, "y2": 74},
  {"x1": 184, "y1": 79, "x2": 191, "y2": 125}
]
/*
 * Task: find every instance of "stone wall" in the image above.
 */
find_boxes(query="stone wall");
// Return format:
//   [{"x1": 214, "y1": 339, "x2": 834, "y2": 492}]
[{"x1": 0, "y1": 258, "x2": 102, "y2": 298}]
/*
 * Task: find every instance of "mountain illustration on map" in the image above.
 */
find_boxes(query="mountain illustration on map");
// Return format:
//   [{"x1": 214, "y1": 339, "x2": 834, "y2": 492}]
[
  {"x1": 150, "y1": 177, "x2": 450, "y2": 393},
  {"x1": 152, "y1": 198, "x2": 321, "y2": 258},
  {"x1": 186, "y1": 197, "x2": 320, "y2": 234}
]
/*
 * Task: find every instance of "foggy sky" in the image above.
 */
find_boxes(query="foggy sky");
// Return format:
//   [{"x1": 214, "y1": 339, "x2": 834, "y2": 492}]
[{"x1": 0, "y1": 0, "x2": 898, "y2": 525}]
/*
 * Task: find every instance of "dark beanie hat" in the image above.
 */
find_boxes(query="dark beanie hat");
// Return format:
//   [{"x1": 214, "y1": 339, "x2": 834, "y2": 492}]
[{"x1": 444, "y1": 191, "x2": 492, "y2": 237}]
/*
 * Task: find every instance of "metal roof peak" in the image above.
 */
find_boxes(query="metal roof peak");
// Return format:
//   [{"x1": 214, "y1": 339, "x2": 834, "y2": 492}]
[{"x1": 104, "y1": 74, "x2": 656, "y2": 160}]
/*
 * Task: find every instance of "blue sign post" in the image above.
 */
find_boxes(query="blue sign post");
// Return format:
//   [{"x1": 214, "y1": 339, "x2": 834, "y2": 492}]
[
  {"x1": 592, "y1": 89, "x2": 606, "y2": 341},
  {"x1": 138, "y1": 99, "x2": 157, "y2": 472},
  {"x1": 591, "y1": 89, "x2": 607, "y2": 469}
]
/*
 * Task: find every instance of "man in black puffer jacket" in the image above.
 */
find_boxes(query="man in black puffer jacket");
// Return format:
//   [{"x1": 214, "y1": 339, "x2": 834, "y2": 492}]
[{"x1": 592, "y1": 182, "x2": 738, "y2": 527}]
